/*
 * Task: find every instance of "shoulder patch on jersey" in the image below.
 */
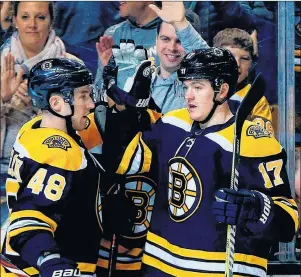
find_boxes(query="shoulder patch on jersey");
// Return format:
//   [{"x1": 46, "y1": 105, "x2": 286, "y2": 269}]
[
  {"x1": 42, "y1": 135, "x2": 71, "y2": 151},
  {"x1": 246, "y1": 125, "x2": 271, "y2": 139}
]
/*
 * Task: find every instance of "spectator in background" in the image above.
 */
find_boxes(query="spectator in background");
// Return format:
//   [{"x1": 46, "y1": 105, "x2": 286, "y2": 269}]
[
  {"x1": 53, "y1": 1, "x2": 121, "y2": 75},
  {"x1": 95, "y1": 3, "x2": 209, "y2": 276},
  {"x1": 0, "y1": 1, "x2": 82, "y2": 241},
  {"x1": 0, "y1": 1, "x2": 14, "y2": 44},
  {"x1": 190, "y1": 1, "x2": 278, "y2": 108},
  {"x1": 148, "y1": 5, "x2": 207, "y2": 113},
  {"x1": 213, "y1": 28, "x2": 274, "y2": 135},
  {"x1": 95, "y1": 1, "x2": 161, "y2": 92}
]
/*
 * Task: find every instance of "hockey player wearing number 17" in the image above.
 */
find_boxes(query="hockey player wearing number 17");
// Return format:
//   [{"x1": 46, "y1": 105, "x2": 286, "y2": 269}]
[{"x1": 104, "y1": 47, "x2": 299, "y2": 277}]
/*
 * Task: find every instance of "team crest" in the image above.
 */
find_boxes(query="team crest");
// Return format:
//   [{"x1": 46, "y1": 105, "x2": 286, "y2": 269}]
[
  {"x1": 213, "y1": 48, "x2": 224, "y2": 56},
  {"x1": 246, "y1": 125, "x2": 271, "y2": 139},
  {"x1": 41, "y1": 60, "x2": 52, "y2": 70},
  {"x1": 143, "y1": 66, "x2": 151, "y2": 77},
  {"x1": 43, "y1": 135, "x2": 71, "y2": 150},
  {"x1": 97, "y1": 175, "x2": 157, "y2": 239},
  {"x1": 168, "y1": 157, "x2": 202, "y2": 222}
]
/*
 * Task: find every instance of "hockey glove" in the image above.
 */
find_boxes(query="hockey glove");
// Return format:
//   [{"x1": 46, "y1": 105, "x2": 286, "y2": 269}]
[
  {"x1": 102, "y1": 190, "x2": 137, "y2": 238},
  {"x1": 104, "y1": 60, "x2": 152, "y2": 108},
  {"x1": 213, "y1": 188, "x2": 274, "y2": 237},
  {"x1": 112, "y1": 39, "x2": 148, "y2": 89},
  {"x1": 39, "y1": 256, "x2": 80, "y2": 277}
]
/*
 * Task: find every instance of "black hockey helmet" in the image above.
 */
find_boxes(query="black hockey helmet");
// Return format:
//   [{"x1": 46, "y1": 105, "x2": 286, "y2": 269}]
[
  {"x1": 28, "y1": 58, "x2": 94, "y2": 110},
  {"x1": 178, "y1": 47, "x2": 239, "y2": 99}
]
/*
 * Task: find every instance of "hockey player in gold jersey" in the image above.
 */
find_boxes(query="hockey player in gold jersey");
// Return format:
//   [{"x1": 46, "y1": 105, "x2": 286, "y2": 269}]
[
  {"x1": 1, "y1": 58, "x2": 103, "y2": 277},
  {"x1": 103, "y1": 47, "x2": 298, "y2": 277}
]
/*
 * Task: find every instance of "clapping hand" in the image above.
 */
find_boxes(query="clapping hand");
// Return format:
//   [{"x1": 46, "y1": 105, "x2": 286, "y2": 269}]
[
  {"x1": 1, "y1": 53, "x2": 25, "y2": 102},
  {"x1": 96, "y1": 35, "x2": 114, "y2": 67}
]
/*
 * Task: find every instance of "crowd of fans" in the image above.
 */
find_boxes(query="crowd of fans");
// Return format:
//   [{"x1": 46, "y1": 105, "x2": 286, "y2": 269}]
[{"x1": 0, "y1": 1, "x2": 300, "y2": 276}]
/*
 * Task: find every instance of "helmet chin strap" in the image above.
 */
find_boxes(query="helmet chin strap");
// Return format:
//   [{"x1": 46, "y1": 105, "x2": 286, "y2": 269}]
[
  {"x1": 48, "y1": 104, "x2": 77, "y2": 137},
  {"x1": 198, "y1": 84, "x2": 224, "y2": 125}
]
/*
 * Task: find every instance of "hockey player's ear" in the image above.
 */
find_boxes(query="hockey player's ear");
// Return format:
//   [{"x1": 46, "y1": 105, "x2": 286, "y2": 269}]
[
  {"x1": 216, "y1": 83, "x2": 229, "y2": 102},
  {"x1": 49, "y1": 95, "x2": 63, "y2": 112}
]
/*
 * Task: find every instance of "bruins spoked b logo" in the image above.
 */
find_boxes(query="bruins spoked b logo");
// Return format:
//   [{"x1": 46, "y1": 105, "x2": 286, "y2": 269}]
[{"x1": 168, "y1": 157, "x2": 202, "y2": 222}]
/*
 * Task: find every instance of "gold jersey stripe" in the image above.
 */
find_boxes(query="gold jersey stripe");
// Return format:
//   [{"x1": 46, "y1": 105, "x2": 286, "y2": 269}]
[
  {"x1": 97, "y1": 259, "x2": 141, "y2": 270},
  {"x1": 147, "y1": 232, "x2": 267, "y2": 268},
  {"x1": 116, "y1": 133, "x2": 141, "y2": 175},
  {"x1": 77, "y1": 263, "x2": 96, "y2": 273},
  {"x1": 10, "y1": 210, "x2": 57, "y2": 231},
  {"x1": 6, "y1": 179, "x2": 20, "y2": 194}
]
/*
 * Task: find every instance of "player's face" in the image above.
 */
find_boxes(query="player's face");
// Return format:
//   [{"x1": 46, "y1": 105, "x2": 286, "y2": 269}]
[
  {"x1": 184, "y1": 79, "x2": 215, "y2": 122},
  {"x1": 14, "y1": 2, "x2": 51, "y2": 55},
  {"x1": 72, "y1": 85, "x2": 95, "y2": 131},
  {"x1": 224, "y1": 46, "x2": 252, "y2": 84},
  {"x1": 119, "y1": 1, "x2": 129, "y2": 18},
  {"x1": 156, "y1": 22, "x2": 185, "y2": 75}
]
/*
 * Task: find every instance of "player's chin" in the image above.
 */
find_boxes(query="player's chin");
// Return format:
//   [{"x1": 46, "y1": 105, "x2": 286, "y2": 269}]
[{"x1": 72, "y1": 117, "x2": 87, "y2": 131}]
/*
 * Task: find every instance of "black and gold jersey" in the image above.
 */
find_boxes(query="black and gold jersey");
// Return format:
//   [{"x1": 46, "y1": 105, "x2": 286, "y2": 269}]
[{"x1": 2, "y1": 116, "x2": 103, "y2": 276}]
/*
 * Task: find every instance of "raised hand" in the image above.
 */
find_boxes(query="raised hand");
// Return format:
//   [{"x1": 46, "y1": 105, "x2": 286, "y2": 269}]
[
  {"x1": 149, "y1": 1, "x2": 186, "y2": 27},
  {"x1": 111, "y1": 39, "x2": 148, "y2": 90},
  {"x1": 13, "y1": 79, "x2": 32, "y2": 107},
  {"x1": 105, "y1": 60, "x2": 152, "y2": 109},
  {"x1": 96, "y1": 35, "x2": 114, "y2": 67},
  {"x1": 1, "y1": 53, "x2": 24, "y2": 102}
]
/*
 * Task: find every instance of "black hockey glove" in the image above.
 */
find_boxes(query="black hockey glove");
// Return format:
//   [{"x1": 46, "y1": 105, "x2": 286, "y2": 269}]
[
  {"x1": 103, "y1": 54, "x2": 118, "y2": 92},
  {"x1": 39, "y1": 256, "x2": 80, "y2": 277},
  {"x1": 102, "y1": 189, "x2": 138, "y2": 238},
  {"x1": 103, "y1": 59, "x2": 152, "y2": 109},
  {"x1": 212, "y1": 188, "x2": 274, "y2": 237}
]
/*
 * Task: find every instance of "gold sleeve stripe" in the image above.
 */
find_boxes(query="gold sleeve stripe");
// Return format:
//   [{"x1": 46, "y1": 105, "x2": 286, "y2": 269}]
[
  {"x1": 77, "y1": 263, "x2": 96, "y2": 273},
  {"x1": 274, "y1": 201, "x2": 299, "y2": 232},
  {"x1": 9, "y1": 226, "x2": 53, "y2": 238},
  {"x1": 10, "y1": 210, "x2": 58, "y2": 231},
  {"x1": 146, "y1": 109, "x2": 162, "y2": 123},
  {"x1": 0, "y1": 265, "x2": 39, "y2": 277},
  {"x1": 6, "y1": 226, "x2": 52, "y2": 255},
  {"x1": 97, "y1": 259, "x2": 141, "y2": 270},
  {"x1": 6, "y1": 179, "x2": 20, "y2": 194},
  {"x1": 147, "y1": 232, "x2": 267, "y2": 267},
  {"x1": 24, "y1": 267, "x2": 39, "y2": 275},
  {"x1": 143, "y1": 254, "x2": 223, "y2": 277},
  {"x1": 272, "y1": 197, "x2": 298, "y2": 208},
  {"x1": 139, "y1": 136, "x2": 152, "y2": 174},
  {"x1": 116, "y1": 133, "x2": 141, "y2": 175}
]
